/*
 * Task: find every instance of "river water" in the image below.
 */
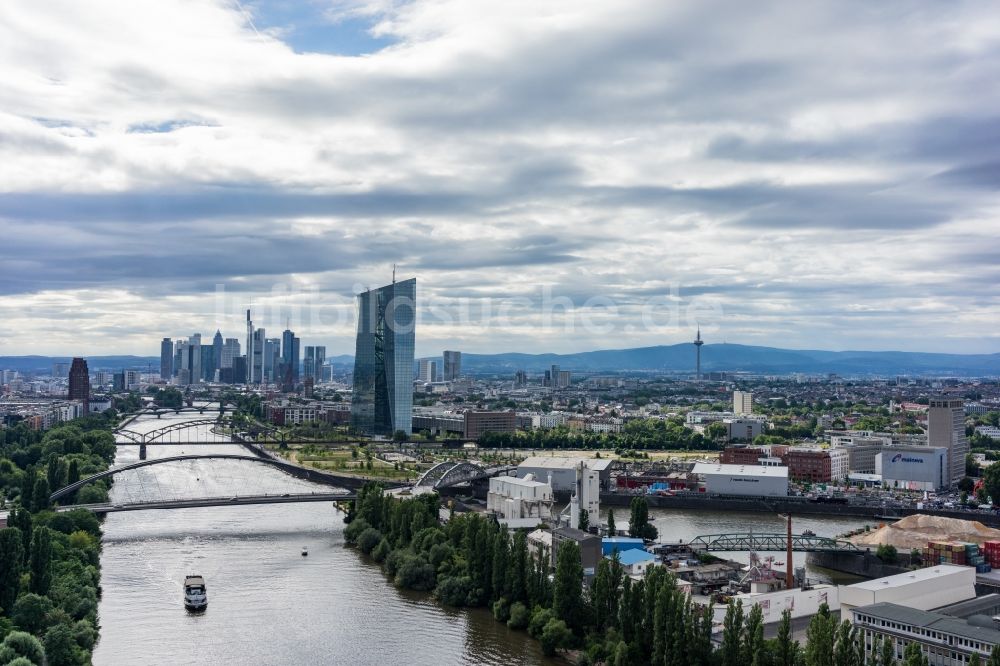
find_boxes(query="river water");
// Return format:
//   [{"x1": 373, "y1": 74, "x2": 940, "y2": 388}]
[{"x1": 93, "y1": 411, "x2": 870, "y2": 665}]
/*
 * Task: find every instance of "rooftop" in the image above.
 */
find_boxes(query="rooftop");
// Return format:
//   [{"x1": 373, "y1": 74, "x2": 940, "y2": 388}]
[
  {"x1": 613, "y1": 549, "x2": 656, "y2": 565},
  {"x1": 518, "y1": 456, "x2": 614, "y2": 471},
  {"x1": 855, "y1": 602, "x2": 1000, "y2": 645},
  {"x1": 845, "y1": 565, "x2": 971, "y2": 592},
  {"x1": 691, "y1": 463, "x2": 789, "y2": 478}
]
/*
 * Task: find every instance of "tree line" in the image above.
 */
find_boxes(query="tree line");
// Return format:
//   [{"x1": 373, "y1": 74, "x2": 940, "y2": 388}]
[
  {"x1": 0, "y1": 414, "x2": 117, "y2": 665},
  {"x1": 343, "y1": 484, "x2": 1000, "y2": 665},
  {"x1": 478, "y1": 418, "x2": 713, "y2": 451}
]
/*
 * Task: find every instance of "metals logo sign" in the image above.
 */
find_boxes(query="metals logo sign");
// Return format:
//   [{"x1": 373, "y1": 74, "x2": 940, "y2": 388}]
[{"x1": 891, "y1": 453, "x2": 924, "y2": 464}]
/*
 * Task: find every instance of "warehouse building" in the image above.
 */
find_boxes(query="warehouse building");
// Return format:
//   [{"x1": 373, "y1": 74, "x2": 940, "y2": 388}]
[
  {"x1": 875, "y1": 445, "x2": 949, "y2": 491},
  {"x1": 516, "y1": 456, "x2": 614, "y2": 493},
  {"x1": 691, "y1": 463, "x2": 789, "y2": 497},
  {"x1": 839, "y1": 565, "x2": 976, "y2": 621}
]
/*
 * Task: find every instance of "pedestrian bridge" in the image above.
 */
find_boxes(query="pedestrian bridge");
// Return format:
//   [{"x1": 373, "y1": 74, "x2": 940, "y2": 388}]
[
  {"x1": 686, "y1": 533, "x2": 862, "y2": 553},
  {"x1": 414, "y1": 461, "x2": 517, "y2": 489}
]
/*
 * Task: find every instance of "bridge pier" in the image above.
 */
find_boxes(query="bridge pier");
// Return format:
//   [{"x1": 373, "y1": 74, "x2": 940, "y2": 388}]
[{"x1": 139, "y1": 444, "x2": 147, "y2": 460}]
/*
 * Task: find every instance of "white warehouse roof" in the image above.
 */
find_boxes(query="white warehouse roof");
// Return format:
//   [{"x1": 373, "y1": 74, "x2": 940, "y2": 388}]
[
  {"x1": 518, "y1": 456, "x2": 614, "y2": 471},
  {"x1": 692, "y1": 463, "x2": 789, "y2": 478}
]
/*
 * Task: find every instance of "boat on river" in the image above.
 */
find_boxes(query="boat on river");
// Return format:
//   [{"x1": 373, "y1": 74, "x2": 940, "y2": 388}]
[{"x1": 184, "y1": 575, "x2": 207, "y2": 611}]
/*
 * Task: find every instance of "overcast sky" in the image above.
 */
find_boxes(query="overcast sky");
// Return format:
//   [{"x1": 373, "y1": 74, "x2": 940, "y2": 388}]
[{"x1": 1, "y1": 0, "x2": 998, "y2": 357}]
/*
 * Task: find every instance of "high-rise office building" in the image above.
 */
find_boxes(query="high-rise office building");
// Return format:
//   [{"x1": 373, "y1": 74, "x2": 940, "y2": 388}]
[
  {"x1": 251, "y1": 328, "x2": 266, "y2": 385},
  {"x1": 68, "y1": 358, "x2": 89, "y2": 410},
  {"x1": 313, "y1": 346, "x2": 326, "y2": 382},
  {"x1": 160, "y1": 337, "x2": 173, "y2": 379},
  {"x1": 52, "y1": 362, "x2": 70, "y2": 378},
  {"x1": 281, "y1": 329, "x2": 300, "y2": 386},
  {"x1": 351, "y1": 278, "x2": 415, "y2": 435},
  {"x1": 200, "y1": 345, "x2": 214, "y2": 381},
  {"x1": 733, "y1": 390, "x2": 753, "y2": 415},
  {"x1": 264, "y1": 338, "x2": 281, "y2": 383},
  {"x1": 246, "y1": 309, "x2": 255, "y2": 384},
  {"x1": 232, "y1": 356, "x2": 247, "y2": 385},
  {"x1": 928, "y1": 397, "x2": 969, "y2": 484},
  {"x1": 221, "y1": 338, "x2": 240, "y2": 369},
  {"x1": 304, "y1": 346, "x2": 317, "y2": 381},
  {"x1": 443, "y1": 350, "x2": 461, "y2": 381},
  {"x1": 211, "y1": 330, "x2": 223, "y2": 380},
  {"x1": 418, "y1": 359, "x2": 438, "y2": 383},
  {"x1": 184, "y1": 334, "x2": 202, "y2": 385}
]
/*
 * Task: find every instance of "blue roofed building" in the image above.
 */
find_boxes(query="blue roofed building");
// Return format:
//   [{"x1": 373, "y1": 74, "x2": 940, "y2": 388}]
[
  {"x1": 602, "y1": 537, "x2": 646, "y2": 557},
  {"x1": 609, "y1": 548, "x2": 657, "y2": 577}
]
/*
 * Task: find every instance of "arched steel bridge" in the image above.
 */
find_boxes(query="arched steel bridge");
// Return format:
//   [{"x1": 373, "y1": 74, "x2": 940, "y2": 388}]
[
  {"x1": 114, "y1": 417, "x2": 285, "y2": 446},
  {"x1": 51, "y1": 453, "x2": 405, "y2": 505},
  {"x1": 415, "y1": 461, "x2": 517, "y2": 489},
  {"x1": 686, "y1": 533, "x2": 862, "y2": 553}
]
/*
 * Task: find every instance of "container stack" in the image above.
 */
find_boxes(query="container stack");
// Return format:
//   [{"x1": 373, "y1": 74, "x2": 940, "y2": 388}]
[
  {"x1": 983, "y1": 541, "x2": 1000, "y2": 571},
  {"x1": 923, "y1": 540, "x2": 992, "y2": 572}
]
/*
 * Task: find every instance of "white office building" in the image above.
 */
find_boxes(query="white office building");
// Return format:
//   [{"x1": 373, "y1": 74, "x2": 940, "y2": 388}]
[{"x1": 875, "y1": 446, "x2": 949, "y2": 491}]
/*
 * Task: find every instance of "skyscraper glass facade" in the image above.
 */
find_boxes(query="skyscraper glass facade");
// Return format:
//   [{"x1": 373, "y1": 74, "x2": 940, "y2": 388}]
[{"x1": 351, "y1": 278, "x2": 415, "y2": 435}]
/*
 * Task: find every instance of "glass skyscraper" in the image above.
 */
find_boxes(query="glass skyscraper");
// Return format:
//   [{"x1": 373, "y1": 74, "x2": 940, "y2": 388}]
[{"x1": 351, "y1": 278, "x2": 415, "y2": 435}]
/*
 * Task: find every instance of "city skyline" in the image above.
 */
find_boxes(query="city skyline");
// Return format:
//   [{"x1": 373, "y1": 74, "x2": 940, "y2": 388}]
[{"x1": 1, "y1": 1, "x2": 999, "y2": 358}]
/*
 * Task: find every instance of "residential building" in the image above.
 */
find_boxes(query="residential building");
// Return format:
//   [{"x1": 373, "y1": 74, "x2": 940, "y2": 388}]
[
  {"x1": 928, "y1": 397, "x2": 969, "y2": 484},
  {"x1": 785, "y1": 447, "x2": 849, "y2": 483},
  {"x1": 351, "y1": 278, "x2": 415, "y2": 435},
  {"x1": 463, "y1": 411, "x2": 516, "y2": 439},
  {"x1": 68, "y1": 358, "x2": 89, "y2": 411},
  {"x1": 160, "y1": 338, "x2": 173, "y2": 379},
  {"x1": 124, "y1": 370, "x2": 141, "y2": 390},
  {"x1": 418, "y1": 359, "x2": 438, "y2": 383},
  {"x1": 442, "y1": 350, "x2": 461, "y2": 381},
  {"x1": 733, "y1": 390, "x2": 753, "y2": 415}
]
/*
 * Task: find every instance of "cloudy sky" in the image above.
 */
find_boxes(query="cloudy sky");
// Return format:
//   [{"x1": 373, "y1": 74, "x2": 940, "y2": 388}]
[{"x1": 1, "y1": 0, "x2": 998, "y2": 357}]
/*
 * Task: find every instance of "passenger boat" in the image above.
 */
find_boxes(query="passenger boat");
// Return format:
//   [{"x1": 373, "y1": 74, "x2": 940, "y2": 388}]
[
  {"x1": 302, "y1": 546, "x2": 308, "y2": 557},
  {"x1": 184, "y1": 575, "x2": 207, "y2": 611}
]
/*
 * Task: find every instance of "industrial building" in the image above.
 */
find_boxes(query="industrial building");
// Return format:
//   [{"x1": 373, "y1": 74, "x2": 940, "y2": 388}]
[
  {"x1": 691, "y1": 463, "x2": 789, "y2": 497},
  {"x1": 551, "y1": 527, "x2": 601, "y2": 576},
  {"x1": 839, "y1": 565, "x2": 976, "y2": 621},
  {"x1": 851, "y1": 602, "x2": 999, "y2": 665},
  {"x1": 486, "y1": 475, "x2": 553, "y2": 528},
  {"x1": 516, "y1": 456, "x2": 613, "y2": 493},
  {"x1": 875, "y1": 446, "x2": 949, "y2": 491}
]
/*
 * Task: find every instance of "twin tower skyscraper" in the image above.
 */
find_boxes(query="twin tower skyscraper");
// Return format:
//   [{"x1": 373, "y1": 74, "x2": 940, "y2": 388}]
[{"x1": 350, "y1": 277, "x2": 416, "y2": 436}]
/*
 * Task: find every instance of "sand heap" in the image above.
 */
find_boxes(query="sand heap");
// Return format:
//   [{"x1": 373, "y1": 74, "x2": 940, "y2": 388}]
[{"x1": 848, "y1": 514, "x2": 1000, "y2": 551}]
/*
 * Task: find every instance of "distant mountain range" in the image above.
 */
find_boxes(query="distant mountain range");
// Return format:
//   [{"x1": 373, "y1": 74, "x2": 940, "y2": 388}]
[{"x1": 4, "y1": 344, "x2": 1000, "y2": 377}]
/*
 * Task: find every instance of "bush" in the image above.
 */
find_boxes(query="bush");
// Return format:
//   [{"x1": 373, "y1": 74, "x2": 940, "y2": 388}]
[
  {"x1": 343, "y1": 518, "x2": 371, "y2": 545},
  {"x1": 43, "y1": 623, "x2": 78, "y2": 666},
  {"x1": 428, "y1": 543, "x2": 454, "y2": 570},
  {"x1": 540, "y1": 618, "x2": 572, "y2": 656},
  {"x1": 528, "y1": 606, "x2": 555, "y2": 639},
  {"x1": 507, "y1": 602, "x2": 530, "y2": 630},
  {"x1": 0, "y1": 631, "x2": 45, "y2": 665},
  {"x1": 12, "y1": 594, "x2": 53, "y2": 635},
  {"x1": 357, "y1": 528, "x2": 382, "y2": 555},
  {"x1": 383, "y1": 548, "x2": 407, "y2": 577},
  {"x1": 492, "y1": 597, "x2": 510, "y2": 622},
  {"x1": 876, "y1": 544, "x2": 898, "y2": 563},
  {"x1": 435, "y1": 575, "x2": 473, "y2": 606},
  {"x1": 394, "y1": 554, "x2": 436, "y2": 591},
  {"x1": 371, "y1": 538, "x2": 391, "y2": 564}
]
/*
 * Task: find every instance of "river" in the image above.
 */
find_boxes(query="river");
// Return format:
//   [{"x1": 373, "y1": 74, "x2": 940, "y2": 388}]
[{"x1": 93, "y1": 411, "x2": 870, "y2": 664}]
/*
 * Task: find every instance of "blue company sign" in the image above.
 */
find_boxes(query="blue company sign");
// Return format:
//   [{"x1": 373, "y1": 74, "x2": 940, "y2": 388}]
[{"x1": 891, "y1": 453, "x2": 925, "y2": 464}]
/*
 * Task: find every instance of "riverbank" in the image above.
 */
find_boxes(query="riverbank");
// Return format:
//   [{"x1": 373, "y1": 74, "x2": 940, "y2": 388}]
[{"x1": 601, "y1": 492, "x2": 1000, "y2": 527}]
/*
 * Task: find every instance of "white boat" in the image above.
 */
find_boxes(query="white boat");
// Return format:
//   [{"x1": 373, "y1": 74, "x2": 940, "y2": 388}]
[
  {"x1": 184, "y1": 575, "x2": 207, "y2": 611},
  {"x1": 301, "y1": 547, "x2": 308, "y2": 557}
]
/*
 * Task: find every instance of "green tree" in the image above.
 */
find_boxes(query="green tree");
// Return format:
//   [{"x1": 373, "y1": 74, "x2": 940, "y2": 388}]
[
  {"x1": 834, "y1": 620, "x2": 861, "y2": 666},
  {"x1": 31, "y1": 477, "x2": 50, "y2": 513},
  {"x1": 11, "y1": 593, "x2": 53, "y2": 634},
  {"x1": 0, "y1": 528, "x2": 24, "y2": 616},
  {"x1": 804, "y1": 603, "x2": 835, "y2": 666},
  {"x1": 607, "y1": 510, "x2": 616, "y2": 536},
  {"x1": 578, "y1": 509, "x2": 590, "y2": 532},
  {"x1": 721, "y1": 599, "x2": 744, "y2": 666},
  {"x1": 775, "y1": 608, "x2": 799, "y2": 666},
  {"x1": 983, "y1": 462, "x2": 1000, "y2": 507},
  {"x1": 552, "y1": 540, "x2": 583, "y2": 632},
  {"x1": 392, "y1": 430, "x2": 407, "y2": 443},
  {"x1": 540, "y1": 618, "x2": 572, "y2": 656},
  {"x1": 66, "y1": 459, "x2": 80, "y2": 486},
  {"x1": 29, "y1": 527, "x2": 53, "y2": 596},
  {"x1": 987, "y1": 643, "x2": 1000, "y2": 666},
  {"x1": 902, "y1": 641, "x2": 928, "y2": 666},
  {"x1": 743, "y1": 602, "x2": 764, "y2": 666},
  {"x1": 5, "y1": 509, "x2": 31, "y2": 566},
  {"x1": 0, "y1": 631, "x2": 44, "y2": 665},
  {"x1": 628, "y1": 497, "x2": 658, "y2": 540},
  {"x1": 969, "y1": 653, "x2": 981, "y2": 666},
  {"x1": 878, "y1": 636, "x2": 896, "y2": 666},
  {"x1": 43, "y1": 623, "x2": 79, "y2": 666}
]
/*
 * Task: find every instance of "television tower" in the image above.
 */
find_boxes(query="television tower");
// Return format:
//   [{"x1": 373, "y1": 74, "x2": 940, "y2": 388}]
[{"x1": 693, "y1": 326, "x2": 704, "y2": 380}]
